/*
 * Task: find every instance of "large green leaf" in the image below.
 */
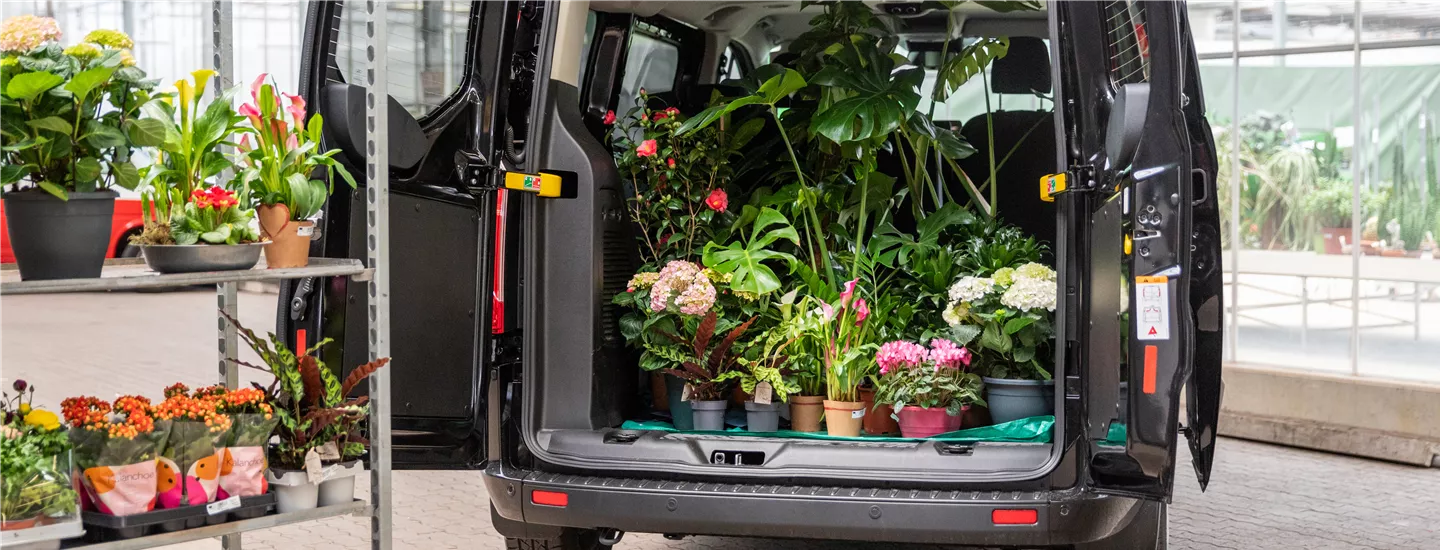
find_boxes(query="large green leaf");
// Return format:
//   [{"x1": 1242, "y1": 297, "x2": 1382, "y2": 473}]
[
  {"x1": 675, "y1": 69, "x2": 806, "y2": 136},
  {"x1": 748, "y1": 206, "x2": 800, "y2": 248},
  {"x1": 84, "y1": 120, "x2": 127, "y2": 148},
  {"x1": 109, "y1": 161, "x2": 140, "y2": 190},
  {"x1": 934, "y1": 37, "x2": 1009, "y2": 102},
  {"x1": 809, "y1": 56, "x2": 921, "y2": 143},
  {"x1": 37, "y1": 181, "x2": 67, "y2": 200},
  {"x1": 25, "y1": 116, "x2": 73, "y2": 135},
  {"x1": 935, "y1": 126, "x2": 977, "y2": 160},
  {"x1": 64, "y1": 67, "x2": 117, "y2": 102},
  {"x1": 1, "y1": 164, "x2": 31, "y2": 185},
  {"x1": 949, "y1": 324, "x2": 983, "y2": 346},
  {"x1": 5, "y1": 72, "x2": 65, "y2": 102},
  {"x1": 73, "y1": 157, "x2": 102, "y2": 183},
  {"x1": 124, "y1": 118, "x2": 168, "y2": 147},
  {"x1": 979, "y1": 322, "x2": 1013, "y2": 353}
]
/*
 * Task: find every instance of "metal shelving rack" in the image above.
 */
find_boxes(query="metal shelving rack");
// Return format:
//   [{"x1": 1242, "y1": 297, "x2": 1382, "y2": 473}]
[{"x1": 0, "y1": 2, "x2": 395, "y2": 549}]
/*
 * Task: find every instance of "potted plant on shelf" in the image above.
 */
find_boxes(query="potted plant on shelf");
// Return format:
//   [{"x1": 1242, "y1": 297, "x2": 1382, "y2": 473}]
[
  {"x1": 724, "y1": 326, "x2": 801, "y2": 433},
  {"x1": 872, "y1": 339, "x2": 984, "y2": 438},
  {"x1": 1, "y1": 381, "x2": 78, "y2": 531},
  {"x1": 211, "y1": 387, "x2": 278, "y2": 513},
  {"x1": 944, "y1": 262, "x2": 1058, "y2": 424},
  {"x1": 130, "y1": 70, "x2": 263, "y2": 272},
  {"x1": 60, "y1": 395, "x2": 171, "y2": 516},
  {"x1": 1301, "y1": 178, "x2": 1354, "y2": 254},
  {"x1": 224, "y1": 312, "x2": 387, "y2": 512},
  {"x1": 151, "y1": 384, "x2": 232, "y2": 510},
  {"x1": 235, "y1": 74, "x2": 355, "y2": 268},
  {"x1": 0, "y1": 19, "x2": 162, "y2": 280}
]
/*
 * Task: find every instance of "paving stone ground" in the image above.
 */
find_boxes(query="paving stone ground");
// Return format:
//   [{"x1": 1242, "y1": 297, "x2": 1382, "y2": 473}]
[{"x1": 3, "y1": 290, "x2": 1438, "y2": 549}]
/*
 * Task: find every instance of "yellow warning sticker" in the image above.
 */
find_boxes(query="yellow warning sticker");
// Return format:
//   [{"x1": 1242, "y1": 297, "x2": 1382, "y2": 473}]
[{"x1": 503, "y1": 171, "x2": 563, "y2": 198}]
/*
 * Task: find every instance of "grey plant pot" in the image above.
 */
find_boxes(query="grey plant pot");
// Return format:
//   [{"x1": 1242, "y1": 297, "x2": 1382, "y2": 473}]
[
  {"x1": 3, "y1": 190, "x2": 116, "y2": 280},
  {"x1": 744, "y1": 401, "x2": 781, "y2": 433},
  {"x1": 140, "y1": 243, "x2": 264, "y2": 273},
  {"x1": 317, "y1": 460, "x2": 363, "y2": 506},
  {"x1": 266, "y1": 469, "x2": 318, "y2": 514},
  {"x1": 663, "y1": 374, "x2": 694, "y2": 430},
  {"x1": 982, "y1": 377, "x2": 1056, "y2": 424},
  {"x1": 689, "y1": 400, "x2": 728, "y2": 431}
]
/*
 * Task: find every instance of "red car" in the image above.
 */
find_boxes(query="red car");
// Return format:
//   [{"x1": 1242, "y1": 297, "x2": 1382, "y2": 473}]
[{"x1": 0, "y1": 191, "x2": 146, "y2": 263}]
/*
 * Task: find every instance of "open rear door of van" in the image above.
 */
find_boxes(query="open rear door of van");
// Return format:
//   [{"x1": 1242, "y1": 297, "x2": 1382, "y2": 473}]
[{"x1": 1051, "y1": 0, "x2": 1222, "y2": 500}]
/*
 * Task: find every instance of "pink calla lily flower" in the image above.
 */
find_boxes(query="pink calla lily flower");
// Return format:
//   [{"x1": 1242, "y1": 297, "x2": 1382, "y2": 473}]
[
  {"x1": 283, "y1": 93, "x2": 307, "y2": 128},
  {"x1": 854, "y1": 298, "x2": 869, "y2": 325},
  {"x1": 237, "y1": 103, "x2": 262, "y2": 129},
  {"x1": 839, "y1": 278, "x2": 858, "y2": 308},
  {"x1": 249, "y1": 73, "x2": 268, "y2": 103}
]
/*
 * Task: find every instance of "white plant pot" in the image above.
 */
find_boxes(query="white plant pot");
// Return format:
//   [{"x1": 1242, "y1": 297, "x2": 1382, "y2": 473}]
[
  {"x1": 317, "y1": 460, "x2": 364, "y2": 507},
  {"x1": 266, "y1": 469, "x2": 318, "y2": 514}
]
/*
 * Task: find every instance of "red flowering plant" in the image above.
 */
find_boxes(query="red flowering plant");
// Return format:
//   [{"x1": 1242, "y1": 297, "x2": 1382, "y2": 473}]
[
  {"x1": 160, "y1": 185, "x2": 260, "y2": 245},
  {"x1": 607, "y1": 90, "x2": 759, "y2": 265}
]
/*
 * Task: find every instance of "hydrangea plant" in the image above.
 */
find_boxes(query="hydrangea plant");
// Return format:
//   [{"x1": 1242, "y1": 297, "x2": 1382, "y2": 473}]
[{"x1": 942, "y1": 262, "x2": 1057, "y2": 380}]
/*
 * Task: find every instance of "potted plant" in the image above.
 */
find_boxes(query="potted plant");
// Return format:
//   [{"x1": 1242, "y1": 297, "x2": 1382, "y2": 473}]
[
  {"x1": 872, "y1": 339, "x2": 984, "y2": 438},
  {"x1": 944, "y1": 262, "x2": 1058, "y2": 424},
  {"x1": 128, "y1": 70, "x2": 262, "y2": 272},
  {"x1": 224, "y1": 312, "x2": 386, "y2": 512},
  {"x1": 235, "y1": 74, "x2": 355, "y2": 268},
  {"x1": 1, "y1": 381, "x2": 78, "y2": 531},
  {"x1": 793, "y1": 281, "x2": 878, "y2": 438},
  {"x1": 1301, "y1": 178, "x2": 1354, "y2": 254},
  {"x1": 724, "y1": 327, "x2": 801, "y2": 433},
  {"x1": 150, "y1": 384, "x2": 232, "y2": 510},
  {"x1": 648, "y1": 310, "x2": 755, "y2": 431},
  {"x1": 59, "y1": 395, "x2": 171, "y2": 516},
  {"x1": 0, "y1": 19, "x2": 162, "y2": 280}
]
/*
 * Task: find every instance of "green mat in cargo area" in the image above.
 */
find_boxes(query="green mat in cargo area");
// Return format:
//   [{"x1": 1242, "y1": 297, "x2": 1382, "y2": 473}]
[{"x1": 619, "y1": 415, "x2": 1055, "y2": 444}]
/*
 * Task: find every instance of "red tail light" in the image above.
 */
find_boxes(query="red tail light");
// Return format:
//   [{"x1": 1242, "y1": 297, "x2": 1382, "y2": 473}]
[
  {"x1": 531, "y1": 490, "x2": 568, "y2": 507},
  {"x1": 992, "y1": 509, "x2": 1038, "y2": 525}
]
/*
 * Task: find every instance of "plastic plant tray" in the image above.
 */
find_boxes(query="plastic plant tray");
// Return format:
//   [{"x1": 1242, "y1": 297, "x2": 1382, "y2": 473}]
[{"x1": 80, "y1": 494, "x2": 275, "y2": 542}]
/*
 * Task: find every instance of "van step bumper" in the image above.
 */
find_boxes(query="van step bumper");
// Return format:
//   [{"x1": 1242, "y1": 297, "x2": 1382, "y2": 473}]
[{"x1": 485, "y1": 464, "x2": 1151, "y2": 546}]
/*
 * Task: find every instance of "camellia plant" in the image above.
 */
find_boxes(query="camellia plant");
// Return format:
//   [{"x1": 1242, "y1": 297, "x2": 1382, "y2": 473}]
[
  {"x1": 235, "y1": 74, "x2": 354, "y2": 221},
  {"x1": 942, "y1": 262, "x2": 1058, "y2": 380},
  {"x1": 0, "y1": 18, "x2": 163, "y2": 198}
]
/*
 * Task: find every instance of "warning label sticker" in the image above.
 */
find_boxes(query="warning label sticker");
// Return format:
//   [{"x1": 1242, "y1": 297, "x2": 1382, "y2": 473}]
[{"x1": 1135, "y1": 275, "x2": 1171, "y2": 341}]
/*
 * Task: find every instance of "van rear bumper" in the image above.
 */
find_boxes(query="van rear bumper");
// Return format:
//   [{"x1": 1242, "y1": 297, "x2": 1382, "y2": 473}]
[{"x1": 485, "y1": 463, "x2": 1153, "y2": 546}]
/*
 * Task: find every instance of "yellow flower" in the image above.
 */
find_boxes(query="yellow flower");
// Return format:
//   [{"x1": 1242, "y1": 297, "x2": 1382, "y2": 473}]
[
  {"x1": 84, "y1": 28, "x2": 134, "y2": 50},
  {"x1": 119, "y1": 49, "x2": 135, "y2": 67},
  {"x1": 190, "y1": 68, "x2": 217, "y2": 100},
  {"x1": 18, "y1": 403, "x2": 32, "y2": 415},
  {"x1": 64, "y1": 42, "x2": 101, "y2": 61},
  {"x1": 24, "y1": 409, "x2": 60, "y2": 431}
]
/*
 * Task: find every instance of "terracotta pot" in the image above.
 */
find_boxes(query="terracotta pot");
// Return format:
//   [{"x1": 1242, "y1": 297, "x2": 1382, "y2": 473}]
[
  {"x1": 897, "y1": 405, "x2": 968, "y2": 439},
  {"x1": 650, "y1": 372, "x2": 670, "y2": 413},
  {"x1": 257, "y1": 204, "x2": 313, "y2": 268},
  {"x1": 1318, "y1": 226, "x2": 1350, "y2": 255},
  {"x1": 858, "y1": 387, "x2": 899, "y2": 435},
  {"x1": 0, "y1": 516, "x2": 39, "y2": 531},
  {"x1": 823, "y1": 399, "x2": 865, "y2": 437},
  {"x1": 789, "y1": 395, "x2": 825, "y2": 433}
]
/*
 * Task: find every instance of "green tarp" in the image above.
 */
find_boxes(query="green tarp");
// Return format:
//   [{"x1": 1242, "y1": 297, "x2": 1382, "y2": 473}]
[{"x1": 619, "y1": 415, "x2": 1055, "y2": 444}]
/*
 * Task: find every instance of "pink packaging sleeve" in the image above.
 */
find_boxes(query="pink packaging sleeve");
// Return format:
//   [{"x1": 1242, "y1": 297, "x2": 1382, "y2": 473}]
[
  {"x1": 81, "y1": 460, "x2": 159, "y2": 516},
  {"x1": 217, "y1": 446, "x2": 269, "y2": 499}
]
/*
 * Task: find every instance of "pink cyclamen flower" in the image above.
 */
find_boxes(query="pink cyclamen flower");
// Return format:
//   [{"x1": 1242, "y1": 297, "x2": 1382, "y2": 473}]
[
  {"x1": 929, "y1": 338, "x2": 972, "y2": 370},
  {"x1": 853, "y1": 298, "x2": 869, "y2": 325},
  {"x1": 636, "y1": 139, "x2": 658, "y2": 158},
  {"x1": 839, "y1": 278, "x2": 858, "y2": 308},
  {"x1": 876, "y1": 341, "x2": 928, "y2": 375}
]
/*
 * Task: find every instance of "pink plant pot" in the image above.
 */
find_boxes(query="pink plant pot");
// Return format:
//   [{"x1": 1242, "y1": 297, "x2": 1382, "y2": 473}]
[{"x1": 897, "y1": 405, "x2": 968, "y2": 439}]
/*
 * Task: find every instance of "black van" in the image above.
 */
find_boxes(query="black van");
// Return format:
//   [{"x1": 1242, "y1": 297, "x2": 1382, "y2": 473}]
[{"x1": 291, "y1": 1, "x2": 1222, "y2": 548}]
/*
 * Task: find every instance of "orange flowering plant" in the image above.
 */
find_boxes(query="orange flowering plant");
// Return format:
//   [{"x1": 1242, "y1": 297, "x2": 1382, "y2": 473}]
[
  {"x1": 61, "y1": 395, "x2": 171, "y2": 477},
  {"x1": 162, "y1": 186, "x2": 259, "y2": 245},
  {"x1": 152, "y1": 384, "x2": 234, "y2": 507}
]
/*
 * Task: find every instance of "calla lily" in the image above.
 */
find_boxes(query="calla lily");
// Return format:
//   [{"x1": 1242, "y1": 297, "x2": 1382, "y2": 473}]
[
  {"x1": 175, "y1": 79, "x2": 194, "y2": 123},
  {"x1": 840, "y1": 278, "x2": 858, "y2": 308},
  {"x1": 284, "y1": 93, "x2": 307, "y2": 128},
  {"x1": 237, "y1": 103, "x2": 262, "y2": 130},
  {"x1": 286, "y1": 133, "x2": 298, "y2": 150},
  {"x1": 854, "y1": 298, "x2": 869, "y2": 325},
  {"x1": 250, "y1": 72, "x2": 268, "y2": 103},
  {"x1": 190, "y1": 69, "x2": 217, "y2": 100}
]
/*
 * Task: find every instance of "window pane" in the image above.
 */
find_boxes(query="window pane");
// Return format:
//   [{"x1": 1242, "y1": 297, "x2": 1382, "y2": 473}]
[
  {"x1": 1198, "y1": 0, "x2": 1359, "y2": 53},
  {"x1": 617, "y1": 33, "x2": 679, "y2": 109},
  {"x1": 334, "y1": 1, "x2": 470, "y2": 119}
]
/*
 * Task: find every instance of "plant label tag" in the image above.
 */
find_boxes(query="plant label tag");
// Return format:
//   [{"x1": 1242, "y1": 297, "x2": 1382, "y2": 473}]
[
  {"x1": 317, "y1": 442, "x2": 341, "y2": 461},
  {"x1": 681, "y1": 384, "x2": 693, "y2": 402},
  {"x1": 297, "y1": 225, "x2": 315, "y2": 237},
  {"x1": 753, "y1": 382, "x2": 772, "y2": 405},
  {"x1": 207, "y1": 495, "x2": 241, "y2": 515},
  {"x1": 304, "y1": 448, "x2": 323, "y2": 484},
  {"x1": 1135, "y1": 276, "x2": 1171, "y2": 341},
  {"x1": 851, "y1": 409, "x2": 865, "y2": 419}
]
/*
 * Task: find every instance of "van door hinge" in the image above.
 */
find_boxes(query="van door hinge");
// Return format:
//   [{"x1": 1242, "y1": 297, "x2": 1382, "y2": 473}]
[
  {"x1": 1040, "y1": 165, "x2": 1099, "y2": 202},
  {"x1": 454, "y1": 150, "x2": 497, "y2": 194}
]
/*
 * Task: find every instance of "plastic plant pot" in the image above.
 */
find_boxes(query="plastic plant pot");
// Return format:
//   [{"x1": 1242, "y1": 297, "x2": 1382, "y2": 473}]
[
  {"x1": 318, "y1": 461, "x2": 363, "y2": 506},
  {"x1": 822, "y1": 400, "x2": 865, "y2": 437},
  {"x1": 689, "y1": 400, "x2": 728, "y2": 431},
  {"x1": 663, "y1": 374, "x2": 694, "y2": 430},
  {"x1": 743, "y1": 401, "x2": 780, "y2": 433},
  {"x1": 982, "y1": 377, "x2": 1056, "y2": 424},
  {"x1": 265, "y1": 469, "x2": 318, "y2": 514},
  {"x1": 2, "y1": 190, "x2": 116, "y2": 281},
  {"x1": 896, "y1": 405, "x2": 969, "y2": 439}
]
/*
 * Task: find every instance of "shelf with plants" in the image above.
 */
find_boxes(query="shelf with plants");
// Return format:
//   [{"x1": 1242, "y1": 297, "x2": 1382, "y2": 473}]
[
  {"x1": 604, "y1": 2, "x2": 1061, "y2": 442},
  {"x1": 1, "y1": 8, "x2": 394, "y2": 550}
]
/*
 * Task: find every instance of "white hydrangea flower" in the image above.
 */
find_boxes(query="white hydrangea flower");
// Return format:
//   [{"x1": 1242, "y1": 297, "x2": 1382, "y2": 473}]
[
  {"x1": 1000, "y1": 275, "x2": 1057, "y2": 312},
  {"x1": 948, "y1": 276, "x2": 994, "y2": 302},
  {"x1": 1015, "y1": 262, "x2": 1056, "y2": 282},
  {"x1": 941, "y1": 301, "x2": 966, "y2": 326},
  {"x1": 992, "y1": 267, "x2": 1016, "y2": 286}
]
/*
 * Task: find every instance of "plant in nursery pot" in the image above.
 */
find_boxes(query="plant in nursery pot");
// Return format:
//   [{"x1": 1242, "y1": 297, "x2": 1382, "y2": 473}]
[
  {"x1": 150, "y1": 385, "x2": 233, "y2": 510},
  {"x1": 723, "y1": 328, "x2": 801, "y2": 433},
  {"x1": 1, "y1": 381, "x2": 78, "y2": 530},
  {"x1": 944, "y1": 262, "x2": 1058, "y2": 424},
  {"x1": 59, "y1": 395, "x2": 171, "y2": 517},
  {"x1": 130, "y1": 70, "x2": 263, "y2": 272},
  {"x1": 235, "y1": 74, "x2": 355, "y2": 268},
  {"x1": 224, "y1": 312, "x2": 387, "y2": 512},
  {"x1": 650, "y1": 311, "x2": 756, "y2": 432},
  {"x1": 872, "y1": 340, "x2": 984, "y2": 438},
  {"x1": 792, "y1": 282, "x2": 879, "y2": 438},
  {"x1": 0, "y1": 19, "x2": 163, "y2": 280}
]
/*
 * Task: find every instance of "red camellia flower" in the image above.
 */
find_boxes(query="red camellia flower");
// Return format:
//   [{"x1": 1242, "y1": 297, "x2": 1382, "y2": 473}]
[
  {"x1": 667, "y1": 158, "x2": 676, "y2": 169},
  {"x1": 636, "y1": 139, "x2": 658, "y2": 158},
  {"x1": 603, "y1": 110, "x2": 615, "y2": 125},
  {"x1": 641, "y1": 113, "x2": 649, "y2": 122},
  {"x1": 665, "y1": 107, "x2": 679, "y2": 116},
  {"x1": 705, "y1": 189, "x2": 728, "y2": 212},
  {"x1": 652, "y1": 111, "x2": 668, "y2": 121}
]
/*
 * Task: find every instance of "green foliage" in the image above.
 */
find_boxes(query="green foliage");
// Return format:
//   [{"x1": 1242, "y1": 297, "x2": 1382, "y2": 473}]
[
  {"x1": 137, "y1": 69, "x2": 247, "y2": 231},
  {"x1": 168, "y1": 199, "x2": 259, "y2": 245},
  {"x1": 0, "y1": 31, "x2": 159, "y2": 199},
  {"x1": 872, "y1": 360, "x2": 984, "y2": 416},
  {"x1": 1, "y1": 387, "x2": 76, "y2": 522},
  {"x1": 944, "y1": 262, "x2": 1057, "y2": 380},
  {"x1": 236, "y1": 78, "x2": 355, "y2": 221},
  {"x1": 702, "y1": 206, "x2": 800, "y2": 295}
]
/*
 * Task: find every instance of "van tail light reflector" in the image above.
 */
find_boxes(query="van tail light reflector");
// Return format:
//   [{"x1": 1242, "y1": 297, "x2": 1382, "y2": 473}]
[
  {"x1": 531, "y1": 490, "x2": 569, "y2": 507},
  {"x1": 992, "y1": 509, "x2": 1038, "y2": 525}
]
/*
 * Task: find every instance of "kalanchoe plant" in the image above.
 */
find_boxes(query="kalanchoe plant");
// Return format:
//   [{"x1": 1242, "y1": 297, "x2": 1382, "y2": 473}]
[
  {"x1": 222, "y1": 311, "x2": 387, "y2": 468},
  {"x1": 0, "y1": 18, "x2": 164, "y2": 199},
  {"x1": 872, "y1": 339, "x2": 984, "y2": 416},
  {"x1": 236, "y1": 74, "x2": 355, "y2": 221},
  {"x1": 943, "y1": 262, "x2": 1057, "y2": 380}
]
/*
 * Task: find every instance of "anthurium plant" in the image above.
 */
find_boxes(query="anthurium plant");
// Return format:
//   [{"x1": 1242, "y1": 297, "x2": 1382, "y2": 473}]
[
  {"x1": 0, "y1": 18, "x2": 163, "y2": 199},
  {"x1": 236, "y1": 74, "x2": 355, "y2": 221},
  {"x1": 135, "y1": 69, "x2": 247, "y2": 237},
  {"x1": 165, "y1": 186, "x2": 259, "y2": 245},
  {"x1": 1, "y1": 381, "x2": 77, "y2": 524}
]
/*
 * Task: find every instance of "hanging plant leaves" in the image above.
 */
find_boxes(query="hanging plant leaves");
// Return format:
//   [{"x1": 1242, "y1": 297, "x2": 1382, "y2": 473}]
[
  {"x1": 934, "y1": 37, "x2": 1009, "y2": 102},
  {"x1": 809, "y1": 47, "x2": 922, "y2": 143}
]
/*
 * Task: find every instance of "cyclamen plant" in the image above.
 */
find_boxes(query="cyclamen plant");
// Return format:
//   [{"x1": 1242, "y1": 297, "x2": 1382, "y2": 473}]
[
  {"x1": 943, "y1": 262, "x2": 1057, "y2": 380},
  {"x1": 872, "y1": 339, "x2": 984, "y2": 416}
]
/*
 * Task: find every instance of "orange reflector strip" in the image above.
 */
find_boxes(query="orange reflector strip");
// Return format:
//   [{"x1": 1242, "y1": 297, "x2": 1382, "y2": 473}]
[
  {"x1": 1143, "y1": 345, "x2": 1158, "y2": 394},
  {"x1": 531, "y1": 490, "x2": 568, "y2": 507},
  {"x1": 992, "y1": 509, "x2": 1038, "y2": 525}
]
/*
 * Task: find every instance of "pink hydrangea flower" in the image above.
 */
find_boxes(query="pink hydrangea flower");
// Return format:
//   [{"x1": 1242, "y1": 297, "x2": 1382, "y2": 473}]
[
  {"x1": 0, "y1": 15, "x2": 62, "y2": 53},
  {"x1": 648, "y1": 261, "x2": 715, "y2": 315},
  {"x1": 929, "y1": 338, "x2": 972, "y2": 370},
  {"x1": 876, "y1": 341, "x2": 927, "y2": 375}
]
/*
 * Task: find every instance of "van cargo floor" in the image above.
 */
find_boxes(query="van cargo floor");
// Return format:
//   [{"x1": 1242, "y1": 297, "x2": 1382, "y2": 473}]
[{"x1": 619, "y1": 415, "x2": 1055, "y2": 443}]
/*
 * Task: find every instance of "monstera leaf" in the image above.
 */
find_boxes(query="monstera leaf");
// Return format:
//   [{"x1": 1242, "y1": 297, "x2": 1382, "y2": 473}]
[
  {"x1": 934, "y1": 37, "x2": 1009, "y2": 102},
  {"x1": 809, "y1": 45, "x2": 922, "y2": 144},
  {"x1": 677, "y1": 68, "x2": 806, "y2": 136},
  {"x1": 702, "y1": 206, "x2": 799, "y2": 295}
]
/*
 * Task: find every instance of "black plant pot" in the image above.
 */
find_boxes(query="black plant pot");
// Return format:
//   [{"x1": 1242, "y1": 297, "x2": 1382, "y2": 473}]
[{"x1": 3, "y1": 190, "x2": 116, "y2": 280}]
